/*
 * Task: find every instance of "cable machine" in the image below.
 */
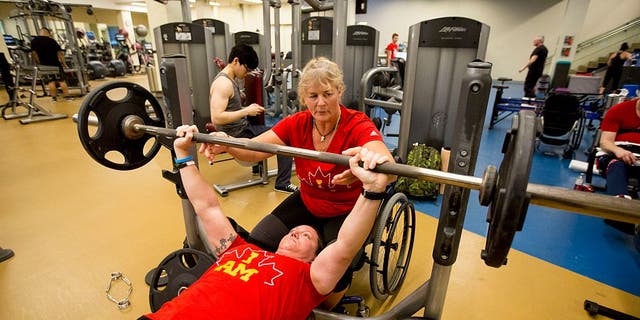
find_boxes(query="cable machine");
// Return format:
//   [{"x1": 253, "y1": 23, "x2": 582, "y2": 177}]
[{"x1": 7, "y1": 0, "x2": 90, "y2": 96}]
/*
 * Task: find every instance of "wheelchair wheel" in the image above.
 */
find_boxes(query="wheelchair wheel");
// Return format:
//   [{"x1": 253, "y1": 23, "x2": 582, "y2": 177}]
[{"x1": 368, "y1": 192, "x2": 415, "y2": 300}]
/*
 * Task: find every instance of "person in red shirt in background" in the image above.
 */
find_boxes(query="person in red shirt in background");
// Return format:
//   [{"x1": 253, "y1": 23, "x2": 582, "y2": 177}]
[
  {"x1": 597, "y1": 98, "x2": 640, "y2": 234},
  {"x1": 201, "y1": 57, "x2": 395, "y2": 308},
  {"x1": 385, "y1": 33, "x2": 399, "y2": 67}
]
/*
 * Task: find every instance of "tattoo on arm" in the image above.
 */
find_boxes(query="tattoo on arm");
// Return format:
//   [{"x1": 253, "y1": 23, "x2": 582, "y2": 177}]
[{"x1": 213, "y1": 233, "x2": 237, "y2": 256}]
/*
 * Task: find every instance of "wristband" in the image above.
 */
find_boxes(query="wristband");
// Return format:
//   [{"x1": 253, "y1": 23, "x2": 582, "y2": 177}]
[
  {"x1": 176, "y1": 160, "x2": 196, "y2": 170},
  {"x1": 175, "y1": 155, "x2": 193, "y2": 164},
  {"x1": 361, "y1": 189, "x2": 386, "y2": 200}
]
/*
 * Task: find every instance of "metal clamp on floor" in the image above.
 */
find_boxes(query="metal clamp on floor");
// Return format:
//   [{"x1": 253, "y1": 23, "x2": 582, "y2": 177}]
[{"x1": 105, "y1": 271, "x2": 133, "y2": 310}]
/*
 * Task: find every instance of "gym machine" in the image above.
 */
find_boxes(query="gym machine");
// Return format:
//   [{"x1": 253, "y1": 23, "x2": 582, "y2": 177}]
[
  {"x1": 342, "y1": 24, "x2": 379, "y2": 109},
  {"x1": 1, "y1": 63, "x2": 67, "y2": 123},
  {"x1": 153, "y1": 22, "x2": 223, "y2": 131},
  {"x1": 361, "y1": 17, "x2": 490, "y2": 162},
  {"x1": 191, "y1": 18, "x2": 232, "y2": 68},
  {"x1": 7, "y1": 0, "x2": 90, "y2": 96}
]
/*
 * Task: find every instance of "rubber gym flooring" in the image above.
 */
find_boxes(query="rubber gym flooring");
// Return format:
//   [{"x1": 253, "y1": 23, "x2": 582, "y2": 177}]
[{"x1": 0, "y1": 74, "x2": 638, "y2": 319}]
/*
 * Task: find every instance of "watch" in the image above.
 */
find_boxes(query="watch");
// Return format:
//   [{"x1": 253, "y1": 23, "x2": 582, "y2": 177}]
[
  {"x1": 361, "y1": 189, "x2": 386, "y2": 200},
  {"x1": 176, "y1": 160, "x2": 196, "y2": 170}
]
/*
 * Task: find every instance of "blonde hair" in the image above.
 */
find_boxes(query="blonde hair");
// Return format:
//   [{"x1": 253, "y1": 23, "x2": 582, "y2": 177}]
[{"x1": 297, "y1": 57, "x2": 345, "y2": 106}]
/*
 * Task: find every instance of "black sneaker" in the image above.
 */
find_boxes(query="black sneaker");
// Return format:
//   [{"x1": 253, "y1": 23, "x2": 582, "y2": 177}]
[
  {"x1": 275, "y1": 184, "x2": 299, "y2": 194},
  {"x1": 0, "y1": 248, "x2": 14, "y2": 263},
  {"x1": 51, "y1": 96, "x2": 57, "y2": 102}
]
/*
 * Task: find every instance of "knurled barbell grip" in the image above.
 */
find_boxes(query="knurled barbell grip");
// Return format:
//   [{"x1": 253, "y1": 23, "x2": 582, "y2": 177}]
[
  {"x1": 134, "y1": 124, "x2": 485, "y2": 192},
  {"x1": 528, "y1": 184, "x2": 640, "y2": 225}
]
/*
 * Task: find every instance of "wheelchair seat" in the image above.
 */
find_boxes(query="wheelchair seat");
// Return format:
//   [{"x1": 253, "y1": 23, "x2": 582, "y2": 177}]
[{"x1": 537, "y1": 93, "x2": 582, "y2": 158}]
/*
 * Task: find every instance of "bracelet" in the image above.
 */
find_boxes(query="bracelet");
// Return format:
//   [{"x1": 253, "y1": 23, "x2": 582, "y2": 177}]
[
  {"x1": 176, "y1": 160, "x2": 196, "y2": 170},
  {"x1": 361, "y1": 189, "x2": 386, "y2": 200},
  {"x1": 175, "y1": 155, "x2": 193, "y2": 164}
]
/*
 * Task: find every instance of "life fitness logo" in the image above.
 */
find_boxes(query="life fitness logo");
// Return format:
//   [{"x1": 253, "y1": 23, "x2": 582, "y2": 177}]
[
  {"x1": 352, "y1": 31, "x2": 369, "y2": 37},
  {"x1": 438, "y1": 26, "x2": 467, "y2": 33}
]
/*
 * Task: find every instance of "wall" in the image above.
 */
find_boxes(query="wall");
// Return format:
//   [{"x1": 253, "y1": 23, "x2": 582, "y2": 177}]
[
  {"x1": 580, "y1": 0, "x2": 640, "y2": 41},
  {"x1": 356, "y1": 0, "x2": 565, "y2": 81},
  {"x1": 1, "y1": 0, "x2": 637, "y2": 80},
  {"x1": 357, "y1": 0, "x2": 639, "y2": 81}
]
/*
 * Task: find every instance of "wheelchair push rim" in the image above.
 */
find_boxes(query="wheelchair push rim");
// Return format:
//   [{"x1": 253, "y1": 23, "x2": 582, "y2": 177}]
[{"x1": 369, "y1": 192, "x2": 416, "y2": 300}]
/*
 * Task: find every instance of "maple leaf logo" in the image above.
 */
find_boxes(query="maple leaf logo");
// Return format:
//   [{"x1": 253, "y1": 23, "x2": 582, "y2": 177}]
[
  {"x1": 257, "y1": 254, "x2": 283, "y2": 286},
  {"x1": 300, "y1": 166, "x2": 335, "y2": 189}
]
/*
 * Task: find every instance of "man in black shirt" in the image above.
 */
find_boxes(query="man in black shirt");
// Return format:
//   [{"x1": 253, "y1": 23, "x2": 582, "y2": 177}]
[
  {"x1": 518, "y1": 36, "x2": 548, "y2": 98},
  {"x1": 30, "y1": 27, "x2": 69, "y2": 101}
]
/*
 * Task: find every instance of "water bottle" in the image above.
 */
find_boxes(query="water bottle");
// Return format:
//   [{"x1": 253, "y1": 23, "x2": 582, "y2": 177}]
[{"x1": 574, "y1": 173, "x2": 585, "y2": 191}]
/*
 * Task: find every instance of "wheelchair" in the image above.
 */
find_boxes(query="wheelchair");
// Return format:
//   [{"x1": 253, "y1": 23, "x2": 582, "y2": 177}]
[
  {"x1": 347, "y1": 185, "x2": 416, "y2": 300},
  {"x1": 535, "y1": 93, "x2": 582, "y2": 159},
  {"x1": 147, "y1": 183, "x2": 416, "y2": 315}
]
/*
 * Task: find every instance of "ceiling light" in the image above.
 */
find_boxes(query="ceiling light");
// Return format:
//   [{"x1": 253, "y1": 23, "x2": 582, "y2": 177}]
[
  {"x1": 131, "y1": 2, "x2": 147, "y2": 6},
  {"x1": 208, "y1": 1, "x2": 220, "y2": 5},
  {"x1": 189, "y1": 0, "x2": 195, "y2": 3}
]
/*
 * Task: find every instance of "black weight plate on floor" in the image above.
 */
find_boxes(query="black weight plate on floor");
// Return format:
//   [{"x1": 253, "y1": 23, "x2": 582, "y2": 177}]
[
  {"x1": 482, "y1": 110, "x2": 536, "y2": 267},
  {"x1": 149, "y1": 248, "x2": 216, "y2": 312},
  {"x1": 76, "y1": 81, "x2": 165, "y2": 170}
]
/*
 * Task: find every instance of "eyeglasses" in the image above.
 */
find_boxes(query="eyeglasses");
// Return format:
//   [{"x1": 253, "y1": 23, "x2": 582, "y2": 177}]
[{"x1": 242, "y1": 64, "x2": 254, "y2": 73}]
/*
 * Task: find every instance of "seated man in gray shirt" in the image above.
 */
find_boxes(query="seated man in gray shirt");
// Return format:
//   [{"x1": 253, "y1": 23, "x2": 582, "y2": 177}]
[{"x1": 209, "y1": 44, "x2": 297, "y2": 193}]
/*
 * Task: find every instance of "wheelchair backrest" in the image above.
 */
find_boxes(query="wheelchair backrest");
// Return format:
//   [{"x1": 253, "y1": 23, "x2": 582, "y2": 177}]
[{"x1": 541, "y1": 94, "x2": 581, "y2": 137}]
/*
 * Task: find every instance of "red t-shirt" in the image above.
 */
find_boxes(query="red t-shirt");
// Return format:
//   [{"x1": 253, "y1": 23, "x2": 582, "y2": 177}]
[
  {"x1": 386, "y1": 42, "x2": 398, "y2": 60},
  {"x1": 145, "y1": 238, "x2": 326, "y2": 320},
  {"x1": 601, "y1": 99, "x2": 640, "y2": 144},
  {"x1": 272, "y1": 106, "x2": 383, "y2": 217}
]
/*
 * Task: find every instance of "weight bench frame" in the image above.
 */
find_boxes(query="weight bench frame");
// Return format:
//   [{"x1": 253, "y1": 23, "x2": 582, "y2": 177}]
[
  {"x1": 2, "y1": 64, "x2": 67, "y2": 124},
  {"x1": 212, "y1": 158, "x2": 276, "y2": 197}
]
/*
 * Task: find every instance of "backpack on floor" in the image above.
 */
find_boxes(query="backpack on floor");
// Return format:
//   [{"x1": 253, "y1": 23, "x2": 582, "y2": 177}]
[{"x1": 395, "y1": 143, "x2": 441, "y2": 200}]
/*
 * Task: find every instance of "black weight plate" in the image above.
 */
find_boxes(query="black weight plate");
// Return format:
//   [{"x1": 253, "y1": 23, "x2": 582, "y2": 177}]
[
  {"x1": 482, "y1": 110, "x2": 535, "y2": 267},
  {"x1": 149, "y1": 248, "x2": 216, "y2": 312},
  {"x1": 76, "y1": 81, "x2": 165, "y2": 170}
]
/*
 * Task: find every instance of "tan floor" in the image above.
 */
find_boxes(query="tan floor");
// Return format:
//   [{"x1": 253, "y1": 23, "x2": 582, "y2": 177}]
[{"x1": 0, "y1": 75, "x2": 639, "y2": 319}]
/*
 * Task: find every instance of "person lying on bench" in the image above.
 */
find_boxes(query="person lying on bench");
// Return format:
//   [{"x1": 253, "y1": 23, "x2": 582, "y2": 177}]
[{"x1": 139, "y1": 124, "x2": 392, "y2": 320}]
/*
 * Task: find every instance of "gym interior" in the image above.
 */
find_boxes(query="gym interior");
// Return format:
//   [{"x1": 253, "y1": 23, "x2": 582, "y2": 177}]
[{"x1": 1, "y1": 0, "x2": 639, "y2": 319}]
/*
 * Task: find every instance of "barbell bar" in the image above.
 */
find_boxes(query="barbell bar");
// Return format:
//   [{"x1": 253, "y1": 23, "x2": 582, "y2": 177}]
[
  {"x1": 74, "y1": 81, "x2": 640, "y2": 268},
  {"x1": 77, "y1": 112, "x2": 640, "y2": 225}
]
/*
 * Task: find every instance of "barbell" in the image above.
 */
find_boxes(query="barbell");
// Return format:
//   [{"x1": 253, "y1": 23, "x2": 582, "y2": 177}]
[{"x1": 75, "y1": 81, "x2": 640, "y2": 268}]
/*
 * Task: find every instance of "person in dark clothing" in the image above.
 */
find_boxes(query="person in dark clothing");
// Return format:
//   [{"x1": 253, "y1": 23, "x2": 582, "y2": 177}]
[
  {"x1": 0, "y1": 52, "x2": 15, "y2": 104},
  {"x1": 600, "y1": 42, "x2": 632, "y2": 94},
  {"x1": 30, "y1": 27, "x2": 69, "y2": 101},
  {"x1": 518, "y1": 36, "x2": 548, "y2": 98}
]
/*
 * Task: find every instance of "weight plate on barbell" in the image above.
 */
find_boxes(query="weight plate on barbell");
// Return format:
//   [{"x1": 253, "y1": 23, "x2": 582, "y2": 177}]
[
  {"x1": 76, "y1": 81, "x2": 165, "y2": 170},
  {"x1": 482, "y1": 110, "x2": 536, "y2": 267},
  {"x1": 149, "y1": 248, "x2": 216, "y2": 312}
]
